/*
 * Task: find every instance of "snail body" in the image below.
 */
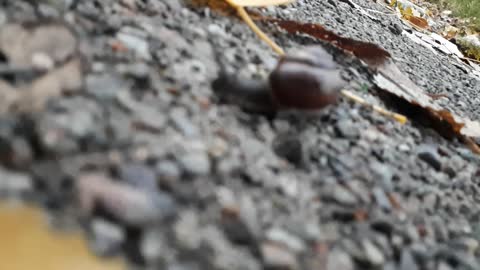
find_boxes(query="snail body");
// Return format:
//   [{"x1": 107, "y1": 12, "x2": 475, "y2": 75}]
[{"x1": 212, "y1": 46, "x2": 346, "y2": 113}]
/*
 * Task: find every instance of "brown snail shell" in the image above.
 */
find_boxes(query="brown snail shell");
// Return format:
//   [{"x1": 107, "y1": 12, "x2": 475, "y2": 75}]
[
  {"x1": 269, "y1": 46, "x2": 346, "y2": 110},
  {"x1": 212, "y1": 46, "x2": 346, "y2": 113}
]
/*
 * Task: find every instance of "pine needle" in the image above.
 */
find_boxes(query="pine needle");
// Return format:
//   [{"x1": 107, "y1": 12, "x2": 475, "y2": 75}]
[
  {"x1": 224, "y1": 0, "x2": 285, "y2": 55},
  {"x1": 341, "y1": 89, "x2": 408, "y2": 124}
]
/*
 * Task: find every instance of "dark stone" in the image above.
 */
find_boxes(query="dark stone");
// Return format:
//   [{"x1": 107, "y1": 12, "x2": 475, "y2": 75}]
[
  {"x1": 272, "y1": 133, "x2": 303, "y2": 165},
  {"x1": 417, "y1": 145, "x2": 442, "y2": 171}
]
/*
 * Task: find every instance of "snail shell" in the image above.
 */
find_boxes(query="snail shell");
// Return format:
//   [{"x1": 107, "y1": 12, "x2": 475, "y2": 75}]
[{"x1": 269, "y1": 46, "x2": 346, "y2": 110}]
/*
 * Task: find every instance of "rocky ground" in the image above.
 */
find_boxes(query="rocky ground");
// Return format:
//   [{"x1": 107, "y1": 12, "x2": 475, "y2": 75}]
[{"x1": 1, "y1": 0, "x2": 480, "y2": 269}]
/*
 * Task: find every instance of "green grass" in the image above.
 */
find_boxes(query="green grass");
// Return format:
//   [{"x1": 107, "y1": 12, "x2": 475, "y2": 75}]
[{"x1": 428, "y1": 0, "x2": 480, "y2": 29}]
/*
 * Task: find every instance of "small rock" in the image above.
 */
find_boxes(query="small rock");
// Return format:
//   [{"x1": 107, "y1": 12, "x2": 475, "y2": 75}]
[
  {"x1": 450, "y1": 237, "x2": 479, "y2": 254},
  {"x1": 221, "y1": 211, "x2": 256, "y2": 247},
  {"x1": 266, "y1": 227, "x2": 305, "y2": 252},
  {"x1": 0, "y1": 169, "x2": 33, "y2": 196},
  {"x1": 116, "y1": 32, "x2": 151, "y2": 60},
  {"x1": 155, "y1": 160, "x2": 181, "y2": 185},
  {"x1": 417, "y1": 145, "x2": 442, "y2": 171},
  {"x1": 272, "y1": 134, "x2": 303, "y2": 165},
  {"x1": 32, "y1": 52, "x2": 54, "y2": 70},
  {"x1": 335, "y1": 120, "x2": 359, "y2": 139},
  {"x1": 173, "y1": 210, "x2": 202, "y2": 250},
  {"x1": 389, "y1": 23, "x2": 403, "y2": 35},
  {"x1": 372, "y1": 187, "x2": 392, "y2": 210},
  {"x1": 88, "y1": 218, "x2": 125, "y2": 257},
  {"x1": 327, "y1": 249, "x2": 354, "y2": 270},
  {"x1": 207, "y1": 24, "x2": 225, "y2": 37},
  {"x1": 362, "y1": 240, "x2": 385, "y2": 267},
  {"x1": 77, "y1": 173, "x2": 177, "y2": 226},
  {"x1": 331, "y1": 185, "x2": 357, "y2": 206},
  {"x1": 370, "y1": 162, "x2": 394, "y2": 192},
  {"x1": 371, "y1": 219, "x2": 394, "y2": 237},
  {"x1": 9, "y1": 137, "x2": 33, "y2": 168},
  {"x1": 86, "y1": 74, "x2": 127, "y2": 101},
  {"x1": 140, "y1": 228, "x2": 167, "y2": 264},
  {"x1": 208, "y1": 137, "x2": 228, "y2": 158},
  {"x1": 261, "y1": 242, "x2": 298, "y2": 270},
  {"x1": 399, "y1": 250, "x2": 418, "y2": 270},
  {"x1": 0, "y1": 11, "x2": 6, "y2": 27},
  {"x1": 170, "y1": 108, "x2": 200, "y2": 137},
  {"x1": 178, "y1": 152, "x2": 211, "y2": 176},
  {"x1": 134, "y1": 108, "x2": 167, "y2": 132},
  {"x1": 437, "y1": 262, "x2": 453, "y2": 270},
  {"x1": 398, "y1": 143, "x2": 410, "y2": 152},
  {"x1": 118, "y1": 163, "x2": 158, "y2": 190},
  {"x1": 120, "y1": 62, "x2": 150, "y2": 80}
]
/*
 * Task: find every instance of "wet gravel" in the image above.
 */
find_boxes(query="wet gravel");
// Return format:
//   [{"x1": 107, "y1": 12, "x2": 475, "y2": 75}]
[{"x1": 2, "y1": 0, "x2": 480, "y2": 269}]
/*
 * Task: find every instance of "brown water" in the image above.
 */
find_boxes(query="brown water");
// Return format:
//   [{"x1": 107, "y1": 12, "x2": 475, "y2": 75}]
[{"x1": 0, "y1": 203, "x2": 125, "y2": 270}]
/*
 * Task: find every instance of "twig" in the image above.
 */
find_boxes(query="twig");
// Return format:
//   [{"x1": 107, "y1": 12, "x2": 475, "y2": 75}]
[
  {"x1": 462, "y1": 57, "x2": 480, "y2": 64},
  {"x1": 340, "y1": 89, "x2": 408, "y2": 124},
  {"x1": 224, "y1": 0, "x2": 284, "y2": 55},
  {"x1": 363, "y1": 8, "x2": 397, "y2": 16},
  {"x1": 236, "y1": 6, "x2": 285, "y2": 55}
]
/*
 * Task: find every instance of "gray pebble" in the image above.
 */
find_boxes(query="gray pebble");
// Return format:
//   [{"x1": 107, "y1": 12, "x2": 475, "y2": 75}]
[
  {"x1": 261, "y1": 242, "x2": 298, "y2": 270},
  {"x1": 0, "y1": 169, "x2": 33, "y2": 196},
  {"x1": 86, "y1": 74, "x2": 126, "y2": 101},
  {"x1": 118, "y1": 163, "x2": 158, "y2": 190},
  {"x1": 327, "y1": 249, "x2": 354, "y2": 270},
  {"x1": 266, "y1": 227, "x2": 305, "y2": 253},
  {"x1": 399, "y1": 250, "x2": 418, "y2": 270},
  {"x1": 116, "y1": 31, "x2": 151, "y2": 61},
  {"x1": 417, "y1": 145, "x2": 442, "y2": 171},
  {"x1": 178, "y1": 152, "x2": 211, "y2": 176},
  {"x1": 362, "y1": 239, "x2": 385, "y2": 267},
  {"x1": 335, "y1": 120, "x2": 359, "y2": 139},
  {"x1": 331, "y1": 185, "x2": 357, "y2": 206},
  {"x1": 89, "y1": 218, "x2": 125, "y2": 257},
  {"x1": 372, "y1": 187, "x2": 392, "y2": 210},
  {"x1": 155, "y1": 160, "x2": 181, "y2": 184}
]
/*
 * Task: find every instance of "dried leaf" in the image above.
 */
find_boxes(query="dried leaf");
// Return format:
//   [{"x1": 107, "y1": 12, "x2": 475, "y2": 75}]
[
  {"x1": 227, "y1": 0, "x2": 294, "y2": 7},
  {"x1": 442, "y1": 25, "x2": 460, "y2": 40},
  {"x1": 263, "y1": 18, "x2": 390, "y2": 66},
  {"x1": 393, "y1": 1, "x2": 430, "y2": 30},
  {"x1": 404, "y1": 15, "x2": 429, "y2": 29}
]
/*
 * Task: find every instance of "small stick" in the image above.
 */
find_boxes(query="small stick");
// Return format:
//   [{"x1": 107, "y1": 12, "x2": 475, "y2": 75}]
[
  {"x1": 462, "y1": 57, "x2": 480, "y2": 64},
  {"x1": 236, "y1": 6, "x2": 285, "y2": 55},
  {"x1": 224, "y1": 0, "x2": 285, "y2": 55},
  {"x1": 340, "y1": 89, "x2": 408, "y2": 124}
]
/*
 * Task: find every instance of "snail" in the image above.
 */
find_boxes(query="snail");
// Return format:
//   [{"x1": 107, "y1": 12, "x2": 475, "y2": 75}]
[{"x1": 212, "y1": 46, "x2": 346, "y2": 113}]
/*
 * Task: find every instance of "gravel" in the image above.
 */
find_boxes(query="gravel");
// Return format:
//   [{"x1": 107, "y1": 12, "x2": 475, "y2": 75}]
[{"x1": 1, "y1": 0, "x2": 480, "y2": 269}]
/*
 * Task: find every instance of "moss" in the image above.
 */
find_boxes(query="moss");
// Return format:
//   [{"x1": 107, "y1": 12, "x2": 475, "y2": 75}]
[{"x1": 457, "y1": 37, "x2": 480, "y2": 60}]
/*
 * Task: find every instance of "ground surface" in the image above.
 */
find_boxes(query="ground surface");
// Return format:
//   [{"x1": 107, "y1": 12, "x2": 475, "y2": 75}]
[{"x1": 1, "y1": 0, "x2": 480, "y2": 269}]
